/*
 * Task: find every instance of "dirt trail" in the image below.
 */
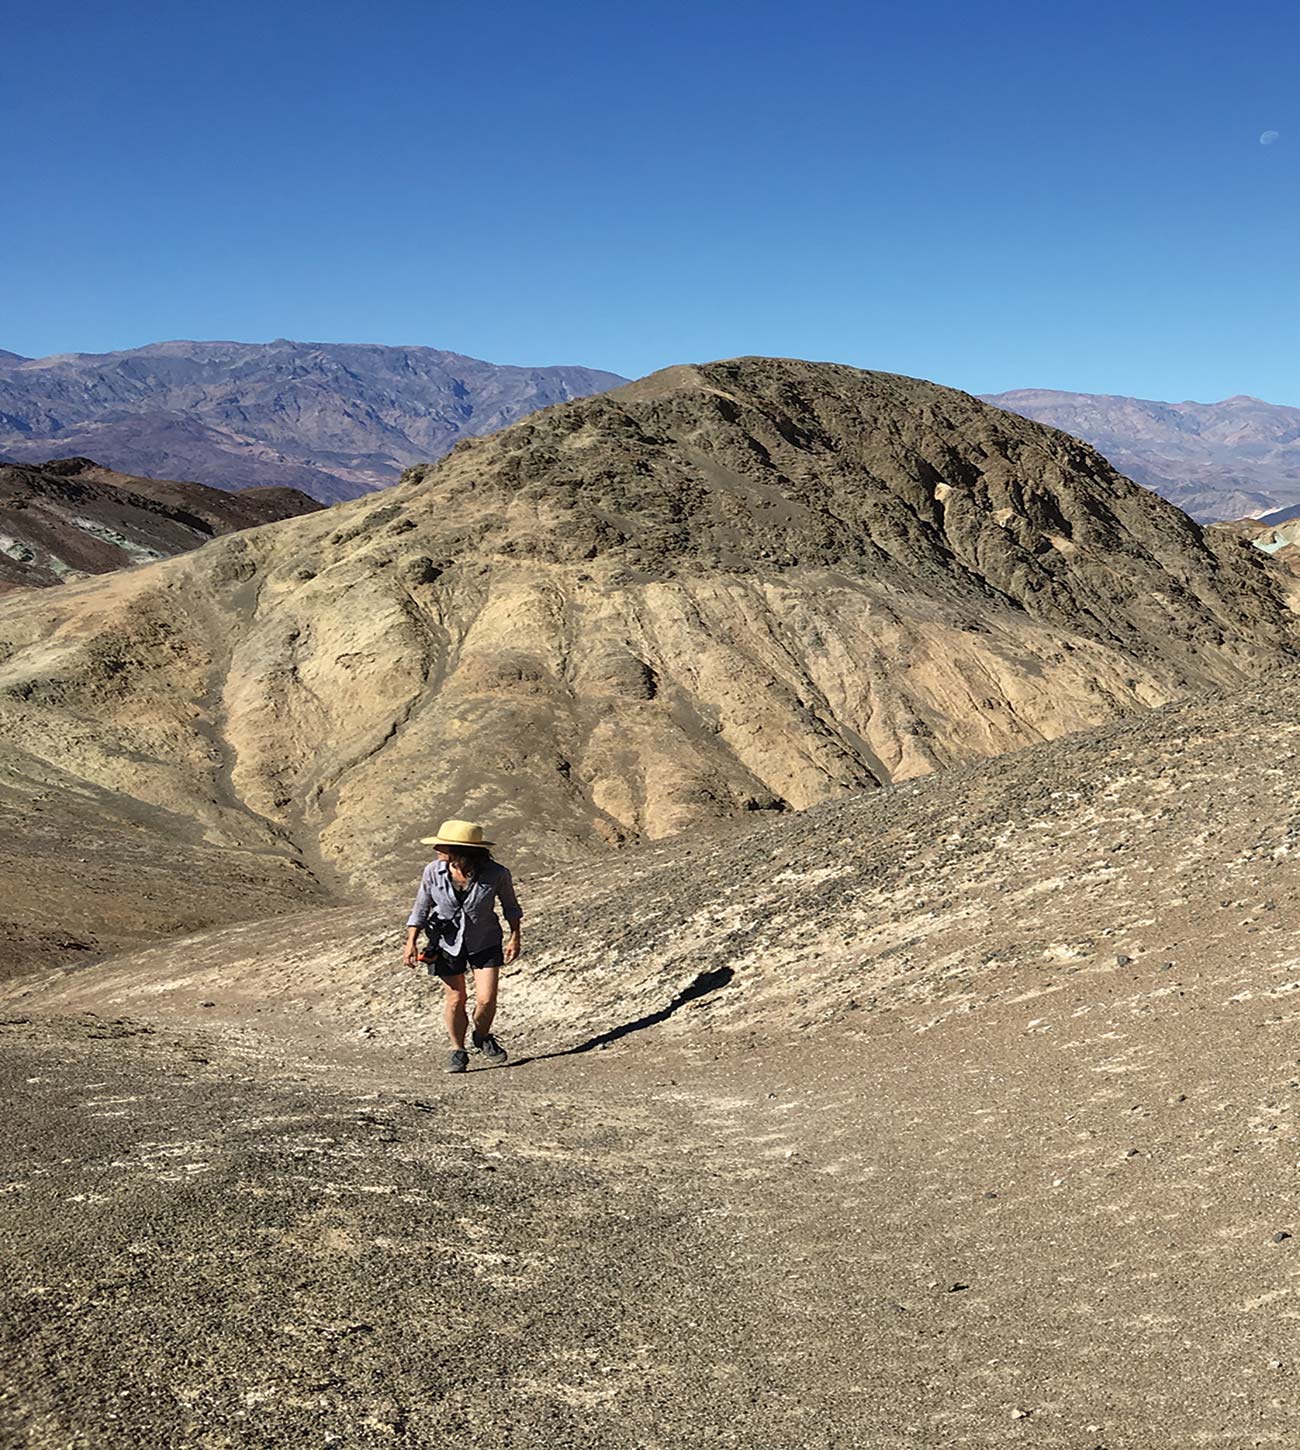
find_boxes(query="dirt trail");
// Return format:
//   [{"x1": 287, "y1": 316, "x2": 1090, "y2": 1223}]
[{"x1": 7, "y1": 945, "x2": 1300, "y2": 1449}]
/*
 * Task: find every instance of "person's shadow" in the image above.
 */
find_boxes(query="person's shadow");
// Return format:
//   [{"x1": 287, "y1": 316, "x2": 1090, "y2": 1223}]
[
  {"x1": 504, "y1": 964, "x2": 734, "y2": 1068},
  {"x1": 402, "y1": 965, "x2": 736, "y2": 1085}
]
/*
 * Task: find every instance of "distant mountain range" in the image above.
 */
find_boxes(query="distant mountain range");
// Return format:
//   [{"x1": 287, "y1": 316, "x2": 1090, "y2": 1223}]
[
  {"x1": 0, "y1": 341, "x2": 628, "y2": 504},
  {"x1": 982, "y1": 388, "x2": 1300, "y2": 522},
  {"x1": 4, "y1": 346, "x2": 1295, "y2": 523}
]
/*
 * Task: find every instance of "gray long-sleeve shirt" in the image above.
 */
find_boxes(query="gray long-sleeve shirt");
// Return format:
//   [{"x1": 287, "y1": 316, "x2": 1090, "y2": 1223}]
[{"x1": 406, "y1": 859, "x2": 523, "y2": 957}]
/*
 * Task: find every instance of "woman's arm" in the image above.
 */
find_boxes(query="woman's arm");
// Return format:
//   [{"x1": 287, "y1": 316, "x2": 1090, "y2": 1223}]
[
  {"x1": 401, "y1": 870, "x2": 433, "y2": 967},
  {"x1": 497, "y1": 866, "x2": 523, "y2": 963}
]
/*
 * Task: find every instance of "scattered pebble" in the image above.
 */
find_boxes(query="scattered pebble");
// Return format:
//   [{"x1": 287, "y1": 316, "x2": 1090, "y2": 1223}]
[{"x1": 1273, "y1": 1231, "x2": 1291, "y2": 1243}]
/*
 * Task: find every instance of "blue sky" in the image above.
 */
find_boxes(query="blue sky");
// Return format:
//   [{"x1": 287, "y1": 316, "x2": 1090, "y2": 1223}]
[{"x1": 4, "y1": 0, "x2": 1297, "y2": 402}]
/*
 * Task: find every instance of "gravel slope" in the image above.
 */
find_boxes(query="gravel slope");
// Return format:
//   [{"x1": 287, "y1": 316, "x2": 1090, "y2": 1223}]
[
  {"x1": 7, "y1": 959, "x2": 1300, "y2": 1450},
  {"x1": 8, "y1": 672, "x2": 1300, "y2": 1444}
]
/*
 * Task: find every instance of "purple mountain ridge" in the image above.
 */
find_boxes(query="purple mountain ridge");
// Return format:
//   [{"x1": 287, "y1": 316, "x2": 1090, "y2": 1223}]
[
  {"x1": 0, "y1": 340, "x2": 628, "y2": 504},
  {"x1": 6, "y1": 347, "x2": 1289, "y2": 522},
  {"x1": 982, "y1": 387, "x2": 1300, "y2": 523}
]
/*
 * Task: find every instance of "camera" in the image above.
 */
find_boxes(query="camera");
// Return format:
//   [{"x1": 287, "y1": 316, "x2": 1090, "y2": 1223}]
[{"x1": 415, "y1": 918, "x2": 456, "y2": 963}]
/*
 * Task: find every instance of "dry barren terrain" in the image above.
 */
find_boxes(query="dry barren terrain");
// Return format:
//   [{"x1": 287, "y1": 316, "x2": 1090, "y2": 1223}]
[
  {"x1": 0, "y1": 456, "x2": 320, "y2": 594},
  {"x1": 8, "y1": 673, "x2": 1300, "y2": 1445},
  {"x1": 8, "y1": 358, "x2": 1300, "y2": 1446}
]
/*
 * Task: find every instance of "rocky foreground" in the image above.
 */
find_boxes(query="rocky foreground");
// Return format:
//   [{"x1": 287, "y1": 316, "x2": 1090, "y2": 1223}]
[{"x1": 7, "y1": 672, "x2": 1300, "y2": 1446}]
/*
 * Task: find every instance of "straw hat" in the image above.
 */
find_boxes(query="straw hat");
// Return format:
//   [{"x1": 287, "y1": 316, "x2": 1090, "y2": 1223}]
[{"x1": 420, "y1": 818, "x2": 494, "y2": 849}]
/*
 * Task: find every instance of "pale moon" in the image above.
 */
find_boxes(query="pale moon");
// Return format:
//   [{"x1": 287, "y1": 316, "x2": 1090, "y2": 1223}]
[{"x1": 1260, "y1": 130, "x2": 1280, "y2": 145}]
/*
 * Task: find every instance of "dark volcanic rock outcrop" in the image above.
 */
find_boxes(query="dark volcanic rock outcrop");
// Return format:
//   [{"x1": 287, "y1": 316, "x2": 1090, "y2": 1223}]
[
  {"x1": 0, "y1": 340, "x2": 627, "y2": 503},
  {"x1": 0, "y1": 456, "x2": 321, "y2": 593}
]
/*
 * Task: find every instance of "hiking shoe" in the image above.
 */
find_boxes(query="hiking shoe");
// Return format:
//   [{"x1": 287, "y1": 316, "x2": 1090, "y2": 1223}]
[
  {"x1": 471, "y1": 1028, "x2": 508, "y2": 1065},
  {"x1": 445, "y1": 1048, "x2": 469, "y2": 1074}
]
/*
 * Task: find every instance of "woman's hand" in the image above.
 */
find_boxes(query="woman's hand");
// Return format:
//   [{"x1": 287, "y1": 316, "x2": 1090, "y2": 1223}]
[
  {"x1": 402, "y1": 929, "x2": 420, "y2": 969},
  {"x1": 505, "y1": 930, "x2": 522, "y2": 964}
]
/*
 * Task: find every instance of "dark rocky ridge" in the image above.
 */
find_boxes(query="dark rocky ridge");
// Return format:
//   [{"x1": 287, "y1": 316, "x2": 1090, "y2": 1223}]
[
  {"x1": 0, "y1": 340, "x2": 627, "y2": 503},
  {"x1": 0, "y1": 456, "x2": 322, "y2": 593},
  {"x1": 406, "y1": 358, "x2": 1297, "y2": 676}
]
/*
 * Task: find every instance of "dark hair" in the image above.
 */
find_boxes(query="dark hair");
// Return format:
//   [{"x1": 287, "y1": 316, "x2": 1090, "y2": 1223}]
[{"x1": 440, "y1": 844, "x2": 494, "y2": 873}]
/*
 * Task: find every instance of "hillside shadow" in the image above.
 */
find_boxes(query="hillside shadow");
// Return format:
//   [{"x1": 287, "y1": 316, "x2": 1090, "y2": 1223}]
[{"x1": 495, "y1": 964, "x2": 735, "y2": 1071}]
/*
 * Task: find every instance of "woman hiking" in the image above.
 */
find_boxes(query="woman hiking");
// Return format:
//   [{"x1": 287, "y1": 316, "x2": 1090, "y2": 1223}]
[{"x1": 402, "y1": 819, "x2": 523, "y2": 1074}]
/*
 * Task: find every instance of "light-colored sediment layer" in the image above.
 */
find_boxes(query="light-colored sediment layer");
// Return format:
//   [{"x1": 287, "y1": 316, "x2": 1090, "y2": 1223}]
[{"x1": 11, "y1": 668, "x2": 1300, "y2": 1059}]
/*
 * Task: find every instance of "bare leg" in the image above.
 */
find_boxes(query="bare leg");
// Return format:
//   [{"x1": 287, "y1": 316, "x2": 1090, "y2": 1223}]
[
  {"x1": 441, "y1": 973, "x2": 468, "y2": 1049},
  {"x1": 472, "y1": 967, "x2": 500, "y2": 1037}
]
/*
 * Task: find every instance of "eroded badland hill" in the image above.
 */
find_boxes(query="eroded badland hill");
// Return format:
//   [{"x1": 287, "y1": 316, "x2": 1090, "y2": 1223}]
[
  {"x1": 2, "y1": 358, "x2": 1298, "y2": 971},
  {"x1": 7, "y1": 359, "x2": 1300, "y2": 1447}
]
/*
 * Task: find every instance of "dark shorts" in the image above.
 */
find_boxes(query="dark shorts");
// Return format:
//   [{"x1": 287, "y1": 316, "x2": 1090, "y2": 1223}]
[{"x1": 425, "y1": 944, "x2": 504, "y2": 979}]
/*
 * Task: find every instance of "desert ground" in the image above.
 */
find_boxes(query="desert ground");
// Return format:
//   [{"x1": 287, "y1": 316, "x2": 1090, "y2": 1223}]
[
  {"x1": 7, "y1": 674, "x2": 1300, "y2": 1447},
  {"x1": 6, "y1": 955, "x2": 1300, "y2": 1449}
]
